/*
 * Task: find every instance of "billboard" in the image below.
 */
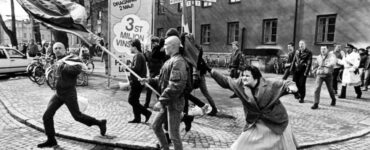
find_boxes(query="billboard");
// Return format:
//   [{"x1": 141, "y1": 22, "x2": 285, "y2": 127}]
[{"x1": 109, "y1": 0, "x2": 152, "y2": 78}]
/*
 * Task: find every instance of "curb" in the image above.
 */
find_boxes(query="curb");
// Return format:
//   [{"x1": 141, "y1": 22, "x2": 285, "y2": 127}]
[{"x1": 0, "y1": 97, "x2": 157, "y2": 150}]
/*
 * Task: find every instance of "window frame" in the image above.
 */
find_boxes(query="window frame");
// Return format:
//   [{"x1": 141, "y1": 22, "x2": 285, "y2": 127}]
[
  {"x1": 229, "y1": 0, "x2": 241, "y2": 4},
  {"x1": 227, "y1": 22, "x2": 239, "y2": 45},
  {"x1": 202, "y1": 1, "x2": 212, "y2": 8},
  {"x1": 315, "y1": 14, "x2": 337, "y2": 45},
  {"x1": 157, "y1": 0, "x2": 165, "y2": 15},
  {"x1": 201, "y1": 24, "x2": 211, "y2": 45},
  {"x1": 262, "y1": 18, "x2": 278, "y2": 45}
]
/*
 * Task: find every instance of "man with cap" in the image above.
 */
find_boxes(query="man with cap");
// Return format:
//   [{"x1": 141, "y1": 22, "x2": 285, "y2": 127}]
[
  {"x1": 140, "y1": 36, "x2": 189, "y2": 150},
  {"x1": 290, "y1": 40, "x2": 312, "y2": 103},
  {"x1": 37, "y1": 42, "x2": 107, "y2": 148},
  {"x1": 229, "y1": 41, "x2": 245, "y2": 98},
  {"x1": 338, "y1": 43, "x2": 362, "y2": 98}
]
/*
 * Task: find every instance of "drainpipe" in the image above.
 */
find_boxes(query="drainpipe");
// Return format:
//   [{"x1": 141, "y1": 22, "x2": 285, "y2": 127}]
[{"x1": 293, "y1": 0, "x2": 299, "y2": 50}]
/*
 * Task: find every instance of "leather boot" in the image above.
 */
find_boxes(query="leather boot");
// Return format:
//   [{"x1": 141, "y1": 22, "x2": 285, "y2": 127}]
[
  {"x1": 37, "y1": 136, "x2": 57, "y2": 148},
  {"x1": 355, "y1": 86, "x2": 362, "y2": 99},
  {"x1": 311, "y1": 103, "x2": 319, "y2": 109},
  {"x1": 331, "y1": 98, "x2": 336, "y2": 106},
  {"x1": 338, "y1": 86, "x2": 346, "y2": 99}
]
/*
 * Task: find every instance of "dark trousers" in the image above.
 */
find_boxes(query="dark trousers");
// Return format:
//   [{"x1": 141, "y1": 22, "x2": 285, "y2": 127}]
[
  {"x1": 314, "y1": 75, "x2": 336, "y2": 104},
  {"x1": 183, "y1": 93, "x2": 205, "y2": 114},
  {"x1": 332, "y1": 68, "x2": 341, "y2": 91},
  {"x1": 43, "y1": 89, "x2": 100, "y2": 138},
  {"x1": 128, "y1": 82, "x2": 150, "y2": 121},
  {"x1": 144, "y1": 80, "x2": 159, "y2": 107},
  {"x1": 292, "y1": 70, "x2": 307, "y2": 100}
]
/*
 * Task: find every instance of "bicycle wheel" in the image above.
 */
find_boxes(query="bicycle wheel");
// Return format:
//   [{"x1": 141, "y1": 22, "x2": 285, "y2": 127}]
[
  {"x1": 46, "y1": 68, "x2": 56, "y2": 90},
  {"x1": 85, "y1": 62, "x2": 94, "y2": 74},
  {"x1": 76, "y1": 73, "x2": 85, "y2": 86},
  {"x1": 33, "y1": 66, "x2": 46, "y2": 85},
  {"x1": 27, "y1": 64, "x2": 37, "y2": 82}
]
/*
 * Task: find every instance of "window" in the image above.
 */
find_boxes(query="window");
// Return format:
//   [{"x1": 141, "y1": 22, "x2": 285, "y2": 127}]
[
  {"x1": 227, "y1": 22, "x2": 239, "y2": 44},
  {"x1": 229, "y1": 0, "x2": 241, "y2": 3},
  {"x1": 157, "y1": 28, "x2": 164, "y2": 37},
  {"x1": 0, "y1": 49, "x2": 7, "y2": 59},
  {"x1": 178, "y1": 3, "x2": 182, "y2": 12},
  {"x1": 202, "y1": 1, "x2": 212, "y2": 7},
  {"x1": 201, "y1": 24, "x2": 211, "y2": 44},
  {"x1": 158, "y1": 0, "x2": 165, "y2": 15},
  {"x1": 263, "y1": 19, "x2": 278, "y2": 44},
  {"x1": 5, "y1": 49, "x2": 24, "y2": 59},
  {"x1": 316, "y1": 14, "x2": 336, "y2": 44}
]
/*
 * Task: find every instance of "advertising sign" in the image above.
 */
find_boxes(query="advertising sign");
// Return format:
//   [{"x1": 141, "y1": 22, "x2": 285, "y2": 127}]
[{"x1": 109, "y1": 0, "x2": 152, "y2": 77}]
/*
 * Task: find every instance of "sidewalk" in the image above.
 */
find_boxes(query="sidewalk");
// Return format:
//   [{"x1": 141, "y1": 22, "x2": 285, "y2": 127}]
[{"x1": 1, "y1": 59, "x2": 370, "y2": 149}]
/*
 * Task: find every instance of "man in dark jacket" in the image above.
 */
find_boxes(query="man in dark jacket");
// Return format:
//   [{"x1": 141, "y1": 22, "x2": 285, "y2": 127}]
[
  {"x1": 144, "y1": 36, "x2": 166, "y2": 108},
  {"x1": 229, "y1": 41, "x2": 245, "y2": 98},
  {"x1": 127, "y1": 39, "x2": 152, "y2": 123},
  {"x1": 282, "y1": 42, "x2": 295, "y2": 80},
  {"x1": 290, "y1": 40, "x2": 312, "y2": 103},
  {"x1": 37, "y1": 42, "x2": 107, "y2": 148}
]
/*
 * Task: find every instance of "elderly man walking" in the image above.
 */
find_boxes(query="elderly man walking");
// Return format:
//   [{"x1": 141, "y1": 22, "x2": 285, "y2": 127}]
[
  {"x1": 229, "y1": 41, "x2": 245, "y2": 98},
  {"x1": 311, "y1": 46, "x2": 337, "y2": 109},
  {"x1": 290, "y1": 40, "x2": 312, "y2": 103},
  {"x1": 140, "y1": 36, "x2": 189, "y2": 150}
]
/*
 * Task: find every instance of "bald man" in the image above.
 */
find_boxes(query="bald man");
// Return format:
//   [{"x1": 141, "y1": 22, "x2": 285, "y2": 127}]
[
  {"x1": 140, "y1": 36, "x2": 189, "y2": 150},
  {"x1": 38, "y1": 42, "x2": 107, "y2": 148}
]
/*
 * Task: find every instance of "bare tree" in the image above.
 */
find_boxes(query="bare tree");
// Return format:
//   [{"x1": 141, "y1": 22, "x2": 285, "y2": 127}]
[{"x1": 0, "y1": 0, "x2": 18, "y2": 48}]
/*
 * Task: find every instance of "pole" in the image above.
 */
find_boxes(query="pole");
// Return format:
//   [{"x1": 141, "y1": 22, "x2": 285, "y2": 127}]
[
  {"x1": 191, "y1": 0, "x2": 196, "y2": 38},
  {"x1": 97, "y1": 44, "x2": 161, "y2": 96},
  {"x1": 293, "y1": 0, "x2": 299, "y2": 50}
]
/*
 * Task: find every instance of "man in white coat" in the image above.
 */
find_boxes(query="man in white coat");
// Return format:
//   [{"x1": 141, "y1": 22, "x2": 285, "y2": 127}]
[{"x1": 338, "y1": 44, "x2": 362, "y2": 99}]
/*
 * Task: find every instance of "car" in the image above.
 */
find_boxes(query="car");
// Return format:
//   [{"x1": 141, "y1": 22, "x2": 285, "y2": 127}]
[{"x1": 0, "y1": 47, "x2": 32, "y2": 74}]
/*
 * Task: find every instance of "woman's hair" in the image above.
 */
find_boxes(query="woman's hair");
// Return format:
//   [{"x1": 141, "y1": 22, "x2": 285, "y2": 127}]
[
  {"x1": 243, "y1": 65, "x2": 262, "y2": 80},
  {"x1": 131, "y1": 39, "x2": 142, "y2": 52}
]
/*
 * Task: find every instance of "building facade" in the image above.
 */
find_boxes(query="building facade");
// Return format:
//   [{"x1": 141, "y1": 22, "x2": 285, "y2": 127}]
[{"x1": 155, "y1": 0, "x2": 370, "y2": 55}]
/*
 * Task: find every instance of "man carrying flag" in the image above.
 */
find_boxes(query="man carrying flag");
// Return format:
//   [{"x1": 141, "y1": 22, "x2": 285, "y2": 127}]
[{"x1": 38, "y1": 42, "x2": 107, "y2": 148}]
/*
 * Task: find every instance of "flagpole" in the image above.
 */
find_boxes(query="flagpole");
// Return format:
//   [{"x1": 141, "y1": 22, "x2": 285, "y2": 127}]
[{"x1": 97, "y1": 44, "x2": 161, "y2": 96}]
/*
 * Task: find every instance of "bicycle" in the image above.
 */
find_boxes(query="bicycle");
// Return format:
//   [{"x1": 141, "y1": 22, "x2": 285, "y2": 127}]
[
  {"x1": 77, "y1": 71, "x2": 89, "y2": 86},
  {"x1": 81, "y1": 56, "x2": 94, "y2": 75}
]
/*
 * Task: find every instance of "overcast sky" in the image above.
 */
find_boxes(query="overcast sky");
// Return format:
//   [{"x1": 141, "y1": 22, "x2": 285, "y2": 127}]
[{"x1": 0, "y1": 0, "x2": 29, "y2": 20}]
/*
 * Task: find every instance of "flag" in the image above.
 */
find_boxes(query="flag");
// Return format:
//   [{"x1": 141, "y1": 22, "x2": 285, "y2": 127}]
[
  {"x1": 16, "y1": 0, "x2": 101, "y2": 46},
  {"x1": 181, "y1": 0, "x2": 199, "y2": 67}
]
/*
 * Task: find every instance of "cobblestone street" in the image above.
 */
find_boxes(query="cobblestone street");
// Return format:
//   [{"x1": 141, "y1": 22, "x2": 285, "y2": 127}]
[{"x1": 1, "y1": 66, "x2": 370, "y2": 149}]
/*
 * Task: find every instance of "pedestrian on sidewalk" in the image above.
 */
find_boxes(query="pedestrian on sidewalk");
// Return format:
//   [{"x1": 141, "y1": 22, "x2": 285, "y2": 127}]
[
  {"x1": 228, "y1": 41, "x2": 245, "y2": 98},
  {"x1": 290, "y1": 40, "x2": 312, "y2": 103},
  {"x1": 37, "y1": 42, "x2": 107, "y2": 148},
  {"x1": 330, "y1": 44, "x2": 343, "y2": 94},
  {"x1": 126, "y1": 39, "x2": 152, "y2": 123},
  {"x1": 282, "y1": 42, "x2": 295, "y2": 80},
  {"x1": 338, "y1": 43, "x2": 362, "y2": 99},
  {"x1": 362, "y1": 46, "x2": 370, "y2": 91},
  {"x1": 359, "y1": 48, "x2": 368, "y2": 86},
  {"x1": 205, "y1": 64, "x2": 298, "y2": 150},
  {"x1": 140, "y1": 36, "x2": 189, "y2": 150},
  {"x1": 143, "y1": 36, "x2": 166, "y2": 108},
  {"x1": 311, "y1": 46, "x2": 337, "y2": 109}
]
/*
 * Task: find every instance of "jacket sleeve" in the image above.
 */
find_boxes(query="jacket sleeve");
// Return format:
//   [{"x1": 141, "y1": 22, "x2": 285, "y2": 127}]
[
  {"x1": 210, "y1": 70, "x2": 235, "y2": 90},
  {"x1": 158, "y1": 60, "x2": 188, "y2": 105},
  {"x1": 304, "y1": 51, "x2": 313, "y2": 76},
  {"x1": 62, "y1": 63, "x2": 82, "y2": 76},
  {"x1": 130, "y1": 54, "x2": 143, "y2": 73}
]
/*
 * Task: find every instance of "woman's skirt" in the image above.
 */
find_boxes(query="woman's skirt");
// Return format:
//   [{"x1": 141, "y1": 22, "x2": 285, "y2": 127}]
[{"x1": 231, "y1": 120, "x2": 297, "y2": 150}]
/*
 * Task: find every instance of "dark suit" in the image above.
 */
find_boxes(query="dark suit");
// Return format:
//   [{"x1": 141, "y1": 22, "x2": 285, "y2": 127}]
[
  {"x1": 290, "y1": 48, "x2": 312, "y2": 101},
  {"x1": 229, "y1": 49, "x2": 244, "y2": 78}
]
